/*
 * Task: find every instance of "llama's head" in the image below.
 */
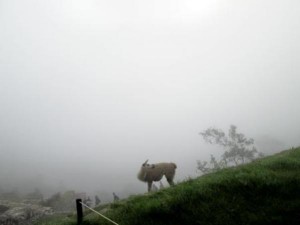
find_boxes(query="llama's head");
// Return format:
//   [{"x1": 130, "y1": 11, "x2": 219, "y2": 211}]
[{"x1": 142, "y1": 159, "x2": 155, "y2": 169}]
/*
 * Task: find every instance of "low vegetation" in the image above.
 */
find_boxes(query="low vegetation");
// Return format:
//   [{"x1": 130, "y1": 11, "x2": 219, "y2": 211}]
[{"x1": 35, "y1": 147, "x2": 300, "y2": 225}]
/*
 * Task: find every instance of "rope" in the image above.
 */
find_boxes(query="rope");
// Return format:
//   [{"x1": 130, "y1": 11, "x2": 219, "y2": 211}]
[{"x1": 80, "y1": 201, "x2": 120, "y2": 225}]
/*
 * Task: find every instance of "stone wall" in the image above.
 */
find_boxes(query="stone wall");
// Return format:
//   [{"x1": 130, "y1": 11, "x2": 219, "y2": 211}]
[{"x1": 0, "y1": 201, "x2": 53, "y2": 225}]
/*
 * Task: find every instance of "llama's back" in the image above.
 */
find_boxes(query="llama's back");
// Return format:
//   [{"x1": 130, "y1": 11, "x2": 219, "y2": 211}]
[{"x1": 154, "y1": 162, "x2": 176, "y2": 176}]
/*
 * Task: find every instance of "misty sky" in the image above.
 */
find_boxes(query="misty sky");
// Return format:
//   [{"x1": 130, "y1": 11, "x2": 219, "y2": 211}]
[{"x1": 0, "y1": 0, "x2": 300, "y2": 198}]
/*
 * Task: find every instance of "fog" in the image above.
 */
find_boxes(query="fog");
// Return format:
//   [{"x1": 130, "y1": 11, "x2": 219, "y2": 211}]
[{"x1": 0, "y1": 0, "x2": 299, "y2": 201}]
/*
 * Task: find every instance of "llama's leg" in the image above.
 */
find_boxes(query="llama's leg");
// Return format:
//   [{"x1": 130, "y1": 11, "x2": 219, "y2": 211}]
[
  {"x1": 167, "y1": 178, "x2": 174, "y2": 186},
  {"x1": 147, "y1": 181, "x2": 153, "y2": 192},
  {"x1": 166, "y1": 173, "x2": 175, "y2": 186}
]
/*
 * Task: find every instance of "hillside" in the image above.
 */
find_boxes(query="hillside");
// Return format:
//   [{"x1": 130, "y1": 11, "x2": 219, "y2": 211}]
[{"x1": 36, "y1": 147, "x2": 300, "y2": 225}]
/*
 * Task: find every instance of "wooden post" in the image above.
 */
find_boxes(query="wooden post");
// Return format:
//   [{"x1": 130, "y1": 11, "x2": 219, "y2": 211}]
[{"x1": 76, "y1": 199, "x2": 83, "y2": 225}]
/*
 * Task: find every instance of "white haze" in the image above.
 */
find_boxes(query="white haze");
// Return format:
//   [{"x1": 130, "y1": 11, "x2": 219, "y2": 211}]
[{"x1": 0, "y1": 0, "x2": 299, "y2": 200}]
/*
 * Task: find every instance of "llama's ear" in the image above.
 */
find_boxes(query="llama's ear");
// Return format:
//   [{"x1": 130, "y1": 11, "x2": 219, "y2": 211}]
[{"x1": 143, "y1": 159, "x2": 149, "y2": 165}]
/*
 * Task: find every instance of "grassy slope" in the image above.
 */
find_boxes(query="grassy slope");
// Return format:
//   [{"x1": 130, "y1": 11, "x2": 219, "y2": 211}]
[{"x1": 36, "y1": 147, "x2": 300, "y2": 225}]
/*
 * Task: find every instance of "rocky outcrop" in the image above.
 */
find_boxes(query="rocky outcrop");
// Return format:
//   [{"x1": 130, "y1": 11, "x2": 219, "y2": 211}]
[
  {"x1": 0, "y1": 206, "x2": 9, "y2": 214},
  {"x1": 0, "y1": 201, "x2": 53, "y2": 225}
]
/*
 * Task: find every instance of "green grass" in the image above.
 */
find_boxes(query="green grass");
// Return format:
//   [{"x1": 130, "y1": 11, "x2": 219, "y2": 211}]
[
  {"x1": 35, "y1": 147, "x2": 300, "y2": 225},
  {"x1": 33, "y1": 213, "x2": 75, "y2": 225}
]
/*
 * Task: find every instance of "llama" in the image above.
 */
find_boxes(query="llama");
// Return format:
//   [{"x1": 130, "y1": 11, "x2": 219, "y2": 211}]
[{"x1": 137, "y1": 160, "x2": 177, "y2": 192}]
